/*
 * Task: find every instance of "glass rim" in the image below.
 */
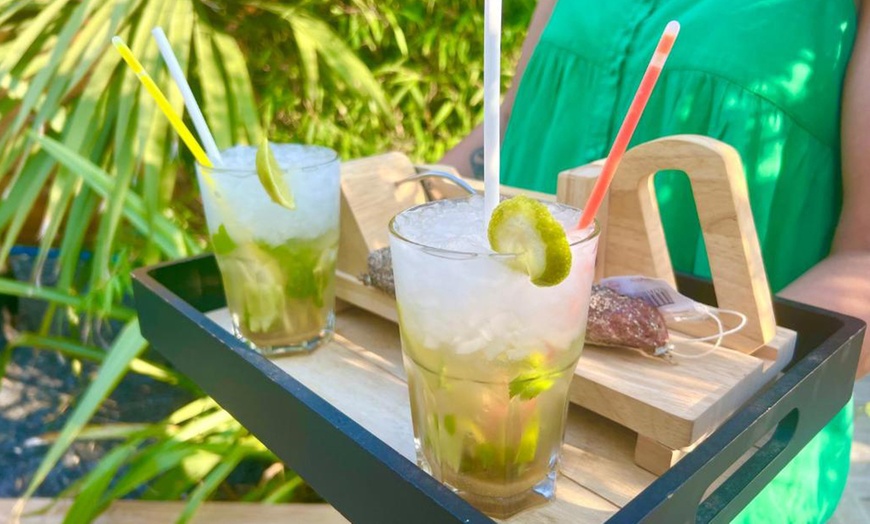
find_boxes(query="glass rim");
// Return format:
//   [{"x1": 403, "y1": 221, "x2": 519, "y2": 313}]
[
  {"x1": 195, "y1": 144, "x2": 339, "y2": 177},
  {"x1": 388, "y1": 197, "x2": 601, "y2": 259}
]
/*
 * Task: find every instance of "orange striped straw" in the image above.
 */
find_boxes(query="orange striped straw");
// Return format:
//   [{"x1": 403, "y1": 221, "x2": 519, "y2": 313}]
[{"x1": 577, "y1": 21, "x2": 680, "y2": 229}]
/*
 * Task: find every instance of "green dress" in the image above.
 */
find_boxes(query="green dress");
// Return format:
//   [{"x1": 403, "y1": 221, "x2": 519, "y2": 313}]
[{"x1": 501, "y1": 0, "x2": 857, "y2": 521}]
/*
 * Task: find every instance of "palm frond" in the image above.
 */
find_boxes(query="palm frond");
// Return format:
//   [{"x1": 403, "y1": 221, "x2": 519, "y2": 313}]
[
  {"x1": 21, "y1": 319, "x2": 148, "y2": 500},
  {"x1": 255, "y1": 1, "x2": 393, "y2": 120}
]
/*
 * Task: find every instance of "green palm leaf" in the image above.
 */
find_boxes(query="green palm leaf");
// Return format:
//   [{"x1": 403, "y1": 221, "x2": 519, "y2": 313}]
[
  {"x1": 33, "y1": 134, "x2": 192, "y2": 259},
  {"x1": 0, "y1": 0, "x2": 69, "y2": 81},
  {"x1": 176, "y1": 441, "x2": 247, "y2": 524},
  {"x1": 0, "y1": 277, "x2": 133, "y2": 319},
  {"x1": 60, "y1": 440, "x2": 142, "y2": 524},
  {"x1": 7, "y1": 333, "x2": 185, "y2": 384},
  {"x1": 21, "y1": 319, "x2": 148, "y2": 500},
  {"x1": 192, "y1": 17, "x2": 234, "y2": 149},
  {"x1": 255, "y1": 2, "x2": 393, "y2": 120}
]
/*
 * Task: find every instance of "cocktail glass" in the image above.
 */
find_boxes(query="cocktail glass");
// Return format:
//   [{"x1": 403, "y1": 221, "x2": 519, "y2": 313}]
[
  {"x1": 388, "y1": 196, "x2": 599, "y2": 518},
  {"x1": 196, "y1": 144, "x2": 340, "y2": 354}
]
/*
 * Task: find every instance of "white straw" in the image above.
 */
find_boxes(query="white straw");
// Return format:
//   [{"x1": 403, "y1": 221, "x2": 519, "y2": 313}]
[
  {"x1": 483, "y1": 0, "x2": 502, "y2": 225},
  {"x1": 151, "y1": 27, "x2": 223, "y2": 166}
]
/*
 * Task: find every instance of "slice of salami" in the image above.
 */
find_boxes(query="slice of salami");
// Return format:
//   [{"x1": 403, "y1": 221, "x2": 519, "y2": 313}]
[{"x1": 586, "y1": 285, "x2": 670, "y2": 354}]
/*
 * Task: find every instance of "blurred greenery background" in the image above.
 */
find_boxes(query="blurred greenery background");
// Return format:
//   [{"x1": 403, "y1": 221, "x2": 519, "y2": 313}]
[{"x1": 0, "y1": 0, "x2": 533, "y2": 521}]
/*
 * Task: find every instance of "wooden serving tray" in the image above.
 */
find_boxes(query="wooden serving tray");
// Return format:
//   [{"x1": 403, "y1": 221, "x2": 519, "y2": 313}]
[
  {"x1": 133, "y1": 254, "x2": 864, "y2": 523},
  {"x1": 335, "y1": 136, "x2": 797, "y2": 474}
]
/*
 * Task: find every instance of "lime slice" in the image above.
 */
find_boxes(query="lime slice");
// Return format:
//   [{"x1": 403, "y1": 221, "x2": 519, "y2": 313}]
[
  {"x1": 256, "y1": 139, "x2": 295, "y2": 209},
  {"x1": 488, "y1": 195, "x2": 572, "y2": 287}
]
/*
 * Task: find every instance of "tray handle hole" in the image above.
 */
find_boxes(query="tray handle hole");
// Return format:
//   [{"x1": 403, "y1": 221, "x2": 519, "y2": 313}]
[{"x1": 696, "y1": 408, "x2": 800, "y2": 522}]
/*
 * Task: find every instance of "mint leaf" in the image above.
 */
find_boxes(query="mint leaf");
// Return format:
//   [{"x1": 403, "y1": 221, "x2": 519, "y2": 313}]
[
  {"x1": 476, "y1": 443, "x2": 498, "y2": 470},
  {"x1": 509, "y1": 372, "x2": 556, "y2": 400},
  {"x1": 443, "y1": 414, "x2": 456, "y2": 436},
  {"x1": 211, "y1": 225, "x2": 236, "y2": 255},
  {"x1": 514, "y1": 411, "x2": 540, "y2": 463},
  {"x1": 509, "y1": 352, "x2": 559, "y2": 400}
]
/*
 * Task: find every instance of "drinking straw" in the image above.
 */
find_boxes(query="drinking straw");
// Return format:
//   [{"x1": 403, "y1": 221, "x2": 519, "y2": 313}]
[
  {"x1": 483, "y1": 0, "x2": 502, "y2": 224},
  {"x1": 151, "y1": 27, "x2": 224, "y2": 166},
  {"x1": 577, "y1": 21, "x2": 680, "y2": 229},
  {"x1": 111, "y1": 36, "x2": 213, "y2": 169}
]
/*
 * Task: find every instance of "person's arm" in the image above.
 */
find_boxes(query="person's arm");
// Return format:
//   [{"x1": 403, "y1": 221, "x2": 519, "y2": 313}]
[
  {"x1": 777, "y1": 5, "x2": 870, "y2": 380},
  {"x1": 440, "y1": 0, "x2": 557, "y2": 179}
]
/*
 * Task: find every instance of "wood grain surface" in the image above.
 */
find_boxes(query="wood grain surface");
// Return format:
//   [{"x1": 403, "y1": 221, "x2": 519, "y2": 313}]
[
  {"x1": 0, "y1": 499, "x2": 347, "y2": 524},
  {"x1": 207, "y1": 307, "x2": 653, "y2": 523}
]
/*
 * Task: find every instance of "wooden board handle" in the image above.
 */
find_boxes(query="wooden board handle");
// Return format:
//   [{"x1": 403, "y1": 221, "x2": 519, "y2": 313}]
[
  {"x1": 559, "y1": 135, "x2": 776, "y2": 353},
  {"x1": 338, "y1": 153, "x2": 426, "y2": 276}
]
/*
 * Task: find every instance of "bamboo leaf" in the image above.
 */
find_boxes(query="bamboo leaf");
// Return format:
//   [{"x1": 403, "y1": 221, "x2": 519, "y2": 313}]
[{"x1": 22, "y1": 319, "x2": 148, "y2": 500}]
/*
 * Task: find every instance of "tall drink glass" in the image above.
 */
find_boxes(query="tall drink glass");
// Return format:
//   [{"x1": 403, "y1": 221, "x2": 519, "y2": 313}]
[
  {"x1": 389, "y1": 196, "x2": 598, "y2": 518},
  {"x1": 196, "y1": 144, "x2": 340, "y2": 354}
]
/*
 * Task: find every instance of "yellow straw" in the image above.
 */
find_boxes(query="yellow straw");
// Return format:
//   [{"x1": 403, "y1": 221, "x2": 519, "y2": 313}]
[{"x1": 112, "y1": 36, "x2": 213, "y2": 169}]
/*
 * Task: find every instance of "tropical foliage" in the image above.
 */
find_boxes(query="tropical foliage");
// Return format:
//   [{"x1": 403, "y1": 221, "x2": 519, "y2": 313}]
[{"x1": 0, "y1": 0, "x2": 533, "y2": 521}]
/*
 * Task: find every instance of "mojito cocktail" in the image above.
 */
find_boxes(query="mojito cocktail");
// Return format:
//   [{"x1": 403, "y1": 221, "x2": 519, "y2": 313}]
[
  {"x1": 389, "y1": 196, "x2": 598, "y2": 517},
  {"x1": 197, "y1": 144, "x2": 340, "y2": 354}
]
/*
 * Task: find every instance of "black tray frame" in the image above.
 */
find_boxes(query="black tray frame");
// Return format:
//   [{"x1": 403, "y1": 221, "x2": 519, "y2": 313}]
[{"x1": 132, "y1": 255, "x2": 864, "y2": 524}]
